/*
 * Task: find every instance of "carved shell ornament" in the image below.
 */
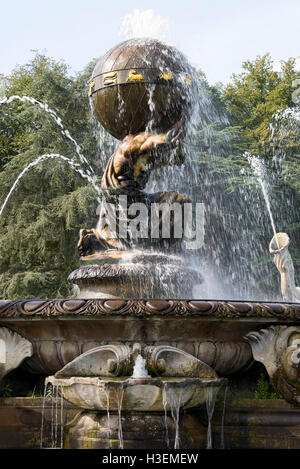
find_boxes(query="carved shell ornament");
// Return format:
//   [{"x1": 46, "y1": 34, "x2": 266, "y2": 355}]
[
  {"x1": 1, "y1": 299, "x2": 300, "y2": 319},
  {"x1": 0, "y1": 327, "x2": 33, "y2": 381},
  {"x1": 54, "y1": 344, "x2": 133, "y2": 378},
  {"x1": 53, "y1": 343, "x2": 218, "y2": 380},
  {"x1": 245, "y1": 326, "x2": 300, "y2": 405}
]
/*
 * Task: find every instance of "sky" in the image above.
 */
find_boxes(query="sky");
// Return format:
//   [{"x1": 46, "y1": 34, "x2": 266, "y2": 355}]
[{"x1": 0, "y1": 0, "x2": 299, "y2": 85}]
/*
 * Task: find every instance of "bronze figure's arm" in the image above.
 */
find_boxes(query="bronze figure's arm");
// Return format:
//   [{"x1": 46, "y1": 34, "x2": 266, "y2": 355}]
[{"x1": 78, "y1": 118, "x2": 187, "y2": 257}]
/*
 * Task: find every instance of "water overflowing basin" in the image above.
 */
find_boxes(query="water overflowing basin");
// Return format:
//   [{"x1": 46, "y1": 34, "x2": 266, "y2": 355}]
[{"x1": 45, "y1": 376, "x2": 226, "y2": 412}]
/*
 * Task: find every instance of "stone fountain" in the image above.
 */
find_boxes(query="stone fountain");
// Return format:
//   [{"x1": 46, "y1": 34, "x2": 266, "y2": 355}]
[
  {"x1": 1, "y1": 39, "x2": 300, "y2": 450},
  {"x1": 69, "y1": 38, "x2": 203, "y2": 300}
]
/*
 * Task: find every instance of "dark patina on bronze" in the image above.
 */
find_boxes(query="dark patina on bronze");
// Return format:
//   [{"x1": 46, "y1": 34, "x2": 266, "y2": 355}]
[{"x1": 90, "y1": 38, "x2": 194, "y2": 140}]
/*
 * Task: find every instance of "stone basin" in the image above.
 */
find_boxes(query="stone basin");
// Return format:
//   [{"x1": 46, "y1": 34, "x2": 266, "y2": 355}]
[
  {"x1": 1, "y1": 299, "x2": 300, "y2": 377},
  {"x1": 68, "y1": 251, "x2": 203, "y2": 299},
  {"x1": 45, "y1": 376, "x2": 225, "y2": 412}
]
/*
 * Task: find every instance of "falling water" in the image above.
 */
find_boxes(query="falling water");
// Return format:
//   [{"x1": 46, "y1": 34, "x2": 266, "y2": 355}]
[
  {"x1": 142, "y1": 48, "x2": 235, "y2": 300},
  {"x1": 0, "y1": 153, "x2": 101, "y2": 218},
  {"x1": 104, "y1": 387, "x2": 112, "y2": 448},
  {"x1": 145, "y1": 84, "x2": 157, "y2": 134},
  {"x1": 40, "y1": 382, "x2": 47, "y2": 449},
  {"x1": 0, "y1": 95, "x2": 95, "y2": 177},
  {"x1": 246, "y1": 153, "x2": 280, "y2": 249},
  {"x1": 162, "y1": 384, "x2": 170, "y2": 448},
  {"x1": 60, "y1": 386, "x2": 64, "y2": 449},
  {"x1": 51, "y1": 384, "x2": 55, "y2": 446},
  {"x1": 170, "y1": 387, "x2": 183, "y2": 449},
  {"x1": 162, "y1": 384, "x2": 184, "y2": 449},
  {"x1": 205, "y1": 386, "x2": 219, "y2": 449},
  {"x1": 270, "y1": 107, "x2": 300, "y2": 168},
  {"x1": 54, "y1": 385, "x2": 58, "y2": 448},
  {"x1": 41, "y1": 380, "x2": 64, "y2": 449},
  {"x1": 132, "y1": 354, "x2": 150, "y2": 378},
  {"x1": 272, "y1": 107, "x2": 300, "y2": 132},
  {"x1": 220, "y1": 384, "x2": 228, "y2": 450},
  {"x1": 115, "y1": 385, "x2": 124, "y2": 449}
]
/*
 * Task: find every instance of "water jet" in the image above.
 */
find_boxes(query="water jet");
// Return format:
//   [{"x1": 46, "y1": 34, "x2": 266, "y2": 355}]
[{"x1": 1, "y1": 37, "x2": 300, "y2": 451}]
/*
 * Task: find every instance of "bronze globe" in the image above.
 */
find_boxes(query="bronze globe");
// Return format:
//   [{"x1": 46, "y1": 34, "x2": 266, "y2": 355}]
[{"x1": 90, "y1": 38, "x2": 195, "y2": 140}]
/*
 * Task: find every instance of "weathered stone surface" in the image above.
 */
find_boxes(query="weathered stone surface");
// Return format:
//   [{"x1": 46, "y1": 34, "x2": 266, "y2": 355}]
[
  {"x1": 67, "y1": 412, "x2": 204, "y2": 449},
  {"x1": 18, "y1": 336, "x2": 251, "y2": 376},
  {"x1": 68, "y1": 262, "x2": 203, "y2": 299},
  {"x1": 145, "y1": 344, "x2": 217, "y2": 379},
  {"x1": 0, "y1": 327, "x2": 33, "y2": 383},
  {"x1": 48, "y1": 343, "x2": 224, "y2": 413},
  {"x1": 0, "y1": 397, "x2": 78, "y2": 449},
  {"x1": 1, "y1": 299, "x2": 300, "y2": 378},
  {"x1": 1, "y1": 298, "x2": 300, "y2": 319},
  {"x1": 47, "y1": 375, "x2": 224, "y2": 412},
  {"x1": 55, "y1": 344, "x2": 133, "y2": 378},
  {"x1": 245, "y1": 325, "x2": 300, "y2": 406},
  {"x1": 1, "y1": 397, "x2": 300, "y2": 449},
  {"x1": 210, "y1": 398, "x2": 300, "y2": 449}
]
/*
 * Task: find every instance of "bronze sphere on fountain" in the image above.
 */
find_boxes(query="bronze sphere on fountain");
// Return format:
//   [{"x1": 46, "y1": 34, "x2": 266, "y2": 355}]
[{"x1": 90, "y1": 38, "x2": 195, "y2": 140}]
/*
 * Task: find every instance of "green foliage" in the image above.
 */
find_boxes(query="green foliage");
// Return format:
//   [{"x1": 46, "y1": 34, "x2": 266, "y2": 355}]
[
  {"x1": 0, "y1": 384, "x2": 13, "y2": 398},
  {"x1": 26, "y1": 385, "x2": 48, "y2": 398},
  {"x1": 222, "y1": 54, "x2": 300, "y2": 155},
  {"x1": 0, "y1": 51, "x2": 300, "y2": 300},
  {"x1": 46, "y1": 385, "x2": 53, "y2": 398},
  {"x1": 190, "y1": 55, "x2": 300, "y2": 298},
  {"x1": 0, "y1": 53, "x2": 99, "y2": 299},
  {"x1": 254, "y1": 374, "x2": 282, "y2": 399}
]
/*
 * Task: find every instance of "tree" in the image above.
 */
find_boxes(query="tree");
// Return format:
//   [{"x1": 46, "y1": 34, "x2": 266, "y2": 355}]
[
  {"x1": 0, "y1": 53, "x2": 100, "y2": 298},
  {"x1": 190, "y1": 55, "x2": 300, "y2": 299}
]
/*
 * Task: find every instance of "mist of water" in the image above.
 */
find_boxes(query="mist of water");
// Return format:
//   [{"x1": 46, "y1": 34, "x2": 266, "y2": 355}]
[
  {"x1": 2, "y1": 41, "x2": 297, "y2": 302},
  {"x1": 132, "y1": 354, "x2": 149, "y2": 378},
  {"x1": 119, "y1": 9, "x2": 171, "y2": 43}
]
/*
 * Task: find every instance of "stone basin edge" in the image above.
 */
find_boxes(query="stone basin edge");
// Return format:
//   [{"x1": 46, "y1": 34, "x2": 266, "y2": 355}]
[{"x1": 0, "y1": 299, "x2": 300, "y2": 320}]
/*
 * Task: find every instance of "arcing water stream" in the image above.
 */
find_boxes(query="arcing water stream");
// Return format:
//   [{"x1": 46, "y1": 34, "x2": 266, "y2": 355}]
[
  {"x1": 0, "y1": 95, "x2": 95, "y2": 176},
  {"x1": 0, "y1": 95, "x2": 104, "y2": 219},
  {"x1": 0, "y1": 94, "x2": 291, "y2": 301},
  {"x1": 0, "y1": 153, "x2": 101, "y2": 218},
  {"x1": 246, "y1": 153, "x2": 280, "y2": 250}
]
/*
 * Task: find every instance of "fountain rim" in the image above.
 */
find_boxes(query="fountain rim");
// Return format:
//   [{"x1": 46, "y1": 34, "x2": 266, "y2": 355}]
[
  {"x1": 46, "y1": 376, "x2": 226, "y2": 388},
  {"x1": 1, "y1": 298, "x2": 300, "y2": 320}
]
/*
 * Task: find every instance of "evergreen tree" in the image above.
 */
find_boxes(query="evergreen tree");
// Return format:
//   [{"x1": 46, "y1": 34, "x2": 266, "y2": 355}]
[
  {"x1": 0, "y1": 53, "x2": 99, "y2": 298},
  {"x1": 192, "y1": 55, "x2": 300, "y2": 299}
]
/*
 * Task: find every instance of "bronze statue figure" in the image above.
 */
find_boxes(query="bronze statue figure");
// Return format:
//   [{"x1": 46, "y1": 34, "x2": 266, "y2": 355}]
[
  {"x1": 70, "y1": 38, "x2": 203, "y2": 299},
  {"x1": 78, "y1": 117, "x2": 190, "y2": 257}
]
